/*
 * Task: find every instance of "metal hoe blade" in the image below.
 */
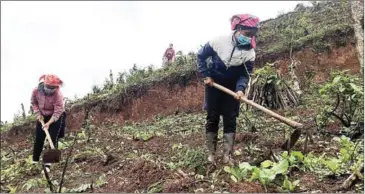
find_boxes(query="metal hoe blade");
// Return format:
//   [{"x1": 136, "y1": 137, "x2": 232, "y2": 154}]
[{"x1": 43, "y1": 149, "x2": 61, "y2": 163}]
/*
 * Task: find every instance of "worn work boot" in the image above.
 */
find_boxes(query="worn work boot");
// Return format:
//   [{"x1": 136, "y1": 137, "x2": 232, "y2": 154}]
[
  {"x1": 206, "y1": 132, "x2": 218, "y2": 164},
  {"x1": 223, "y1": 133, "x2": 235, "y2": 165}
]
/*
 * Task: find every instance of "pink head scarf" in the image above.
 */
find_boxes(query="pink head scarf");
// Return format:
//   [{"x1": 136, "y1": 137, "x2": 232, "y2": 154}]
[{"x1": 230, "y1": 14, "x2": 260, "y2": 48}]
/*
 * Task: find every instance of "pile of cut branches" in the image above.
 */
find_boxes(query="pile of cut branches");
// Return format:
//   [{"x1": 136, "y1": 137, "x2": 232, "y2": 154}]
[{"x1": 246, "y1": 65, "x2": 300, "y2": 110}]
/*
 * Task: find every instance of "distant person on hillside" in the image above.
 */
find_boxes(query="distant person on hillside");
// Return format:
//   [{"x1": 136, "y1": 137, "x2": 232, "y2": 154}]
[
  {"x1": 197, "y1": 14, "x2": 260, "y2": 165},
  {"x1": 31, "y1": 74, "x2": 67, "y2": 172},
  {"x1": 162, "y1": 43, "x2": 176, "y2": 67}
]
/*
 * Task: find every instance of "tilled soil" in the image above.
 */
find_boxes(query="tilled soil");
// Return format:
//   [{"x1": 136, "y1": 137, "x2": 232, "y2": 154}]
[{"x1": 0, "y1": 120, "x2": 360, "y2": 193}]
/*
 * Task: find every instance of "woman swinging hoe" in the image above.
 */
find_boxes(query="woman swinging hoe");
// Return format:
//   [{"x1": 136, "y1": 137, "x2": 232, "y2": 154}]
[
  {"x1": 31, "y1": 74, "x2": 66, "y2": 172},
  {"x1": 197, "y1": 14, "x2": 260, "y2": 164}
]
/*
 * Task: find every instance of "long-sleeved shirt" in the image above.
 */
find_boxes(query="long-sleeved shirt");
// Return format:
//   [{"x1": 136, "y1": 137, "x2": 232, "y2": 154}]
[
  {"x1": 197, "y1": 32, "x2": 255, "y2": 91},
  {"x1": 163, "y1": 48, "x2": 175, "y2": 60},
  {"x1": 31, "y1": 87, "x2": 64, "y2": 122}
]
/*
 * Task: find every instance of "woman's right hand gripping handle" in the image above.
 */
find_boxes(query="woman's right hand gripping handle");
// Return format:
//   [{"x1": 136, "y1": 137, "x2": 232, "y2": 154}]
[{"x1": 204, "y1": 77, "x2": 214, "y2": 87}]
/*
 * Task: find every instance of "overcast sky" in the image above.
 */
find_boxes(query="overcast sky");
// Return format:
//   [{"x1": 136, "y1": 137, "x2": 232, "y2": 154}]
[{"x1": 1, "y1": 1, "x2": 310, "y2": 122}]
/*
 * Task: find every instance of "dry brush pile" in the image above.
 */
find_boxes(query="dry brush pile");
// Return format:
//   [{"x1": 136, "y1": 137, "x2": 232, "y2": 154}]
[{"x1": 246, "y1": 65, "x2": 300, "y2": 110}]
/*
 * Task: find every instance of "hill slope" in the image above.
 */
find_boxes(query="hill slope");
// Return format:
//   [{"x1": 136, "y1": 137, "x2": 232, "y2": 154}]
[{"x1": 1, "y1": 1, "x2": 363, "y2": 193}]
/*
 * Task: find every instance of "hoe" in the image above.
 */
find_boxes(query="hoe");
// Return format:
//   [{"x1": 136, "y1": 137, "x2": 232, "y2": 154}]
[
  {"x1": 212, "y1": 82, "x2": 312, "y2": 150},
  {"x1": 39, "y1": 119, "x2": 61, "y2": 163}
]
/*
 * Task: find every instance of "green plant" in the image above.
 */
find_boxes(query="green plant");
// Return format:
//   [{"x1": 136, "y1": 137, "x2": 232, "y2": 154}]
[
  {"x1": 22, "y1": 178, "x2": 47, "y2": 191},
  {"x1": 251, "y1": 160, "x2": 288, "y2": 191},
  {"x1": 67, "y1": 184, "x2": 92, "y2": 193},
  {"x1": 282, "y1": 176, "x2": 300, "y2": 192},
  {"x1": 322, "y1": 158, "x2": 341, "y2": 174},
  {"x1": 350, "y1": 154, "x2": 364, "y2": 181},
  {"x1": 95, "y1": 174, "x2": 108, "y2": 188},
  {"x1": 0, "y1": 121, "x2": 13, "y2": 133},
  {"x1": 45, "y1": 187, "x2": 67, "y2": 193},
  {"x1": 320, "y1": 136, "x2": 363, "y2": 176},
  {"x1": 1, "y1": 163, "x2": 21, "y2": 182},
  {"x1": 77, "y1": 130, "x2": 87, "y2": 139},
  {"x1": 253, "y1": 66, "x2": 281, "y2": 85},
  {"x1": 91, "y1": 85, "x2": 102, "y2": 94},
  {"x1": 7, "y1": 185, "x2": 18, "y2": 193},
  {"x1": 168, "y1": 144, "x2": 207, "y2": 174},
  {"x1": 337, "y1": 136, "x2": 361, "y2": 163},
  {"x1": 102, "y1": 78, "x2": 113, "y2": 91},
  {"x1": 281, "y1": 151, "x2": 304, "y2": 169},
  {"x1": 134, "y1": 131, "x2": 155, "y2": 141},
  {"x1": 225, "y1": 159, "x2": 289, "y2": 191},
  {"x1": 301, "y1": 152, "x2": 323, "y2": 173},
  {"x1": 318, "y1": 71, "x2": 364, "y2": 128},
  {"x1": 116, "y1": 71, "x2": 127, "y2": 84},
  {"x1": 147, "y1": 181, "x2": 163, "y2": 193},
  {"x1": 223, "y1": 164, "x2": 251, "y2": 183}
]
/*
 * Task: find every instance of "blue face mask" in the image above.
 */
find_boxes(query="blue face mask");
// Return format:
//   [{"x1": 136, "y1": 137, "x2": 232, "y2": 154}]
[
  {"x1": 44, "y1": 85, "x2": 56, "y2": 95},
  {"x1": 237, "y1": 34, "x2": 251, "y2": 46}
]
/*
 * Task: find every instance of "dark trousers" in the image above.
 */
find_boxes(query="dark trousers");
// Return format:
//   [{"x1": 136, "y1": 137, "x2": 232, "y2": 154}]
[
  {"x1": 205, "y1": 78, "x2": 240, "y2": 134},
  {"x1": 33, "y1": 112, "x2": 66, "y2": 162}
]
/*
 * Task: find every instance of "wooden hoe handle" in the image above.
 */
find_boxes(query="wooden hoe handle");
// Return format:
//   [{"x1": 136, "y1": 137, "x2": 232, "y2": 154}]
[
  {"x1": 40, "y1": 120, "x2": 56, "y2": 149},
  {"x1": 212, "y1": 82, "x2": 303, "y2": 128}
]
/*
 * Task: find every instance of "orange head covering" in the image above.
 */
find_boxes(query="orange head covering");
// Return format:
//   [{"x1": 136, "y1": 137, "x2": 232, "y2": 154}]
[{"x1": 39, "y1": 74, "x2": 63, "y2": 87}]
